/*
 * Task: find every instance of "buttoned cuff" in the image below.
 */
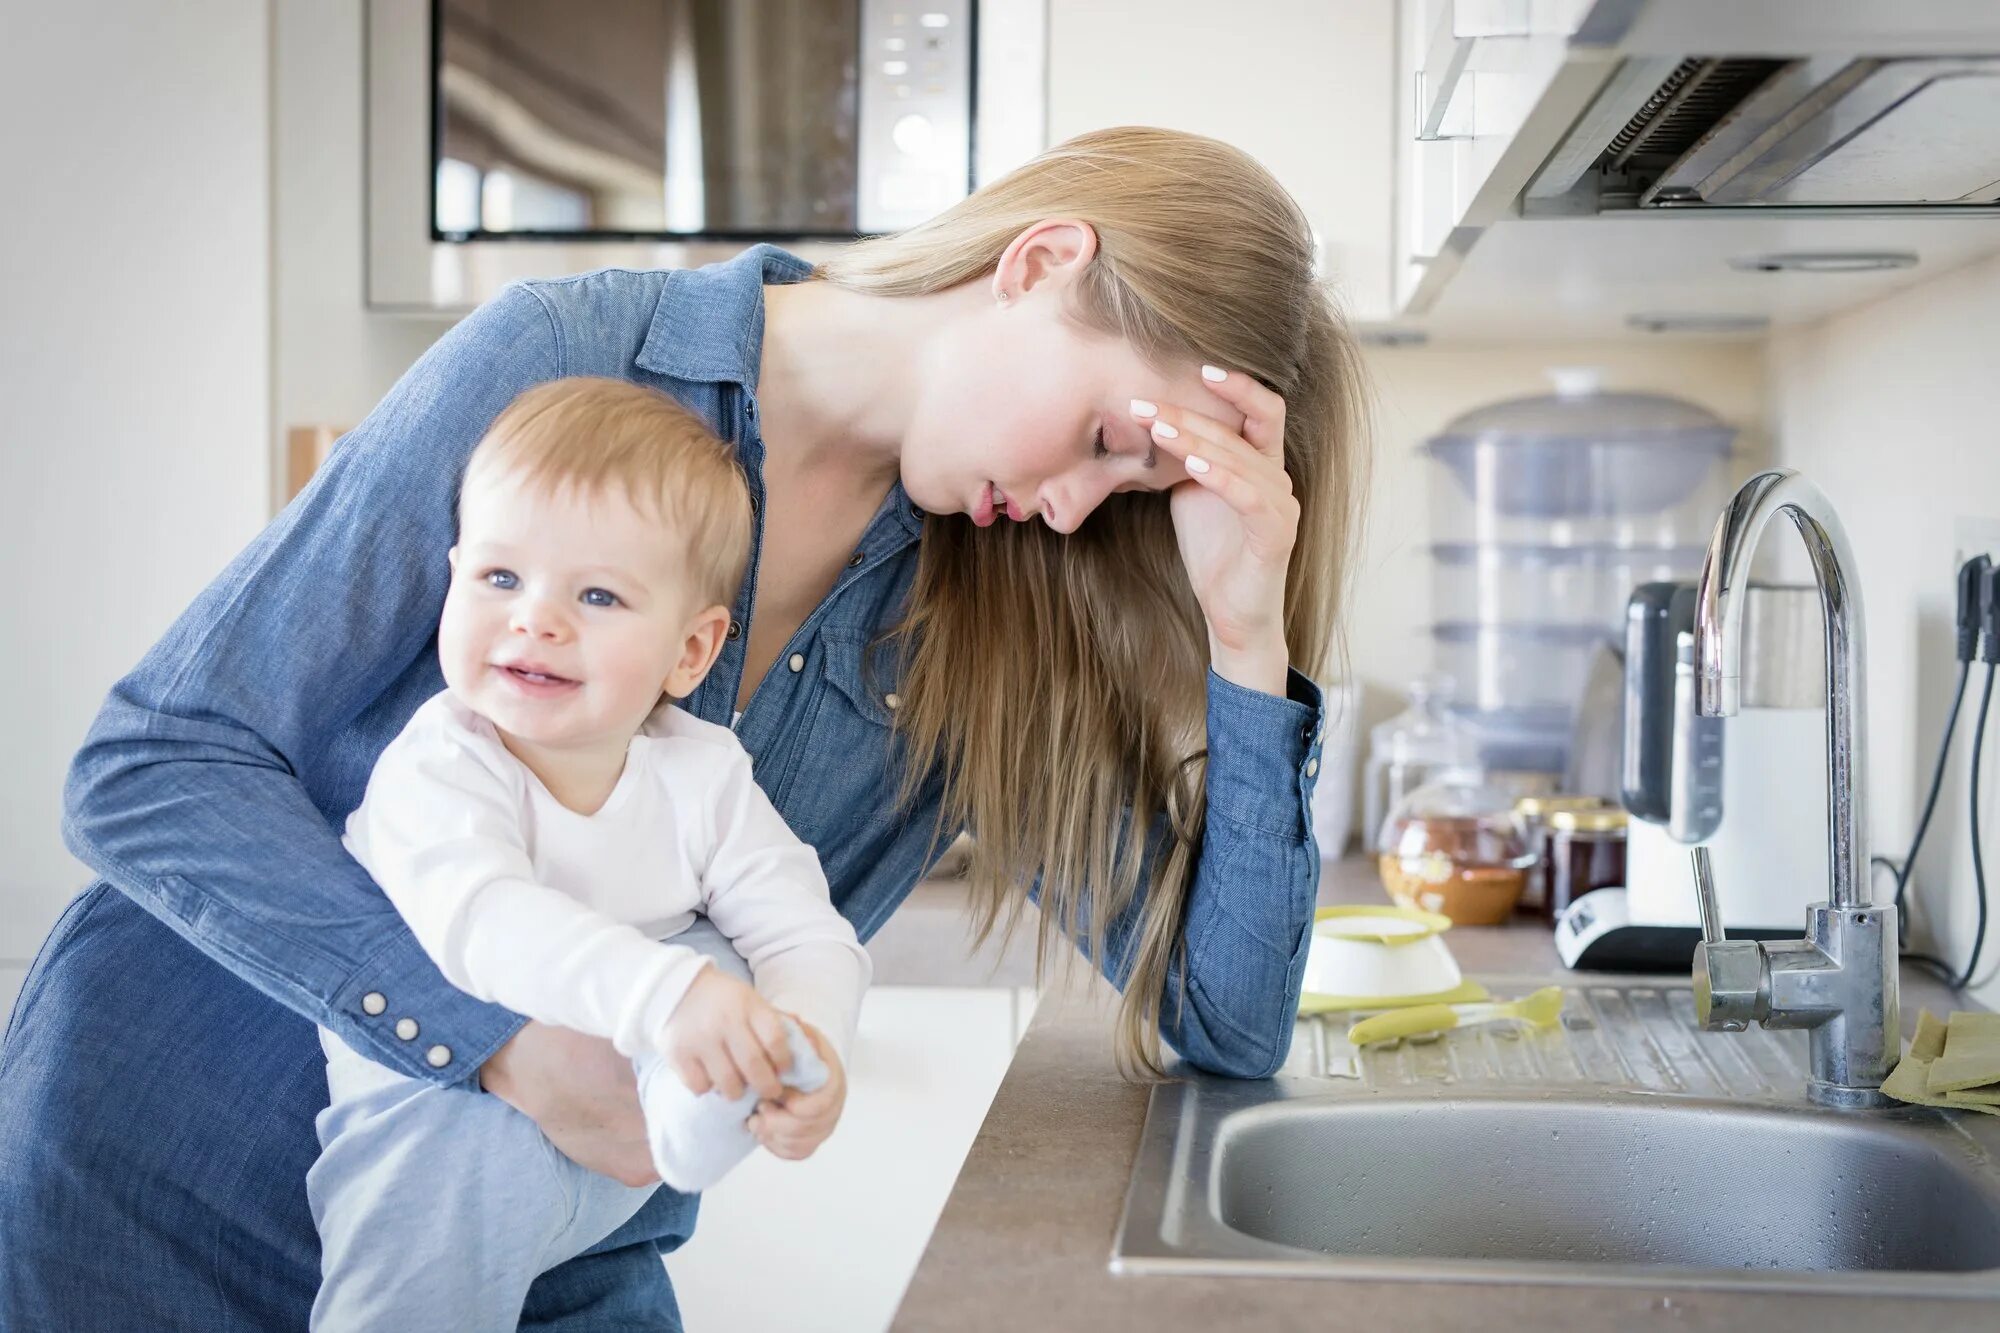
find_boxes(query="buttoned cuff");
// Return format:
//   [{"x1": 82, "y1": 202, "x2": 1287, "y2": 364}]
[
  {"x1": 1204, "y1": 666, "x2": 1325, "y2": 841},
  {"x1": 327, "y1": 928, "x2": 526, "y2": 1087}
]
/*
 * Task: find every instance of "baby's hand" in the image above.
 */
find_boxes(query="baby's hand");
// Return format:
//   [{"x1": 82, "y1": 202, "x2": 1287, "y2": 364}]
[
  {"x1": 658, "y1": 966, "x2": 794, "y2": 1102},
  {"x1": 749, "y1": 1021, "x2": 846, "y2": 1161}
]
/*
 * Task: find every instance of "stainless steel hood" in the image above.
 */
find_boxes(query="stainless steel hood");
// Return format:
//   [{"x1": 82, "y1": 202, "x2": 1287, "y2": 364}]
[{"x1": 1531, "y1": 54, "x2": 2000, "y2": 212}]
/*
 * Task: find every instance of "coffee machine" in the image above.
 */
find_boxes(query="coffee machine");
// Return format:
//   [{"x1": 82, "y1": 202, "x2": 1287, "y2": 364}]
[{"x1": 1556, "y1": 581, "x2": 1824, "y2": 970}]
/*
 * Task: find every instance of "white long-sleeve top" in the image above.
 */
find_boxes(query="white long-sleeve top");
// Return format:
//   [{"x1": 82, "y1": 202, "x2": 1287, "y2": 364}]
[{"x1": 342, "y1": 692, "x2": 871, "y2": 1061}]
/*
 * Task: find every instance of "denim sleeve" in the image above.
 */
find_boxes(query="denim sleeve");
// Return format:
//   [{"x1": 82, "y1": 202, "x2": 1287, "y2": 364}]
[
  {"x1": 1084, "y1": 668, "x2": 1325, "y2": 1079},
  {"x1": 61, "y1": 284, "x2": 564, "y2": 1086}
]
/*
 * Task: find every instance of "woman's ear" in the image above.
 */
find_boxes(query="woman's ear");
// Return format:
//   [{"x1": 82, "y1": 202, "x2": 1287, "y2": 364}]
[
  {"x1": 991, "y1": 219, "x2": 1100, "y2": 305},
  {"x1": 661, "y1": 605, "x2": 733, "y2": 700}
]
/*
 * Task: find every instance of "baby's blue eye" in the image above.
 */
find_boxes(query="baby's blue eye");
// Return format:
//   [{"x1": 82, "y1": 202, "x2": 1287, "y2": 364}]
[
  {"x1": 484, "y1": 569, "x2": 518, "y2": 590},
  {"x1": 581, "y1": 587, "x2": 621, "y2": 608}
]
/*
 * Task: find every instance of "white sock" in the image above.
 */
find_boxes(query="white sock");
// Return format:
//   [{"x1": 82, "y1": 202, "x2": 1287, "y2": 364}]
[{"x1": 637, "y1": 1018, "x2": 828, "y2": 1194}]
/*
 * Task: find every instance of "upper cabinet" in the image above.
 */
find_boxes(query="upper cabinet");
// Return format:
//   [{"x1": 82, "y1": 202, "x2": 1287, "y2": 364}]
[{"x1": 1047, "y1": 0, "x2": 1399, "y2": 324}]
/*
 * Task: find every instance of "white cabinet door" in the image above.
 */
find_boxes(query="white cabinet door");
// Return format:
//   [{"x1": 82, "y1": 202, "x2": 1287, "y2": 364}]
[
  {"x1": 1046, "y1": 0, "x2": 1397, "y2": 324},
  {"x1": 662, "y1": 986, "x2": 1025, "y2": 1333}
]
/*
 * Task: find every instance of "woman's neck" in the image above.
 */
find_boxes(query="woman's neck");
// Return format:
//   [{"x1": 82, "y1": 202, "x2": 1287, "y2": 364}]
[{"x1": 756, "y1": 278, "x2": 955, "y2": 482}]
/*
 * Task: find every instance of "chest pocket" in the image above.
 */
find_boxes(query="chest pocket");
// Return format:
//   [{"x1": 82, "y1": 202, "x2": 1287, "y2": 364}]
[{"x1": 784, "y1": 625, "x2": 907, "y2": 848}]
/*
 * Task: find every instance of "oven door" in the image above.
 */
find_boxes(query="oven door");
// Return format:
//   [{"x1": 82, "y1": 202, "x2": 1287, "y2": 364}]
[{"x1": 431, "y1": 0, "x2": 973, "y2": 240}]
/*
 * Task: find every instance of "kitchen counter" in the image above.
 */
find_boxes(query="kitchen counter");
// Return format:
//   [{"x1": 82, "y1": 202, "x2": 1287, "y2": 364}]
[{"x1": 891, "y1": 858, "x2": 1989, "y2": 1332}]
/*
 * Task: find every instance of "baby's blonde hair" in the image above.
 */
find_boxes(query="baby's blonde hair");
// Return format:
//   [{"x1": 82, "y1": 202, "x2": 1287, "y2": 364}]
[{"x1": 464, "y1": 376, "x2": 753, "y2": 607}]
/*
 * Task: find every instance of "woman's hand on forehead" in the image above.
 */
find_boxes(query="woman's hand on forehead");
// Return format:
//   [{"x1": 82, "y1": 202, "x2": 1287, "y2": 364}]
[{"x1": 1127, "y1": 364, "x2": 1297, "y2": 695}]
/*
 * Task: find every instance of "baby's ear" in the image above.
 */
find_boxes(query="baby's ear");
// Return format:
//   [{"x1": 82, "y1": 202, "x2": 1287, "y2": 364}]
[{"x1": 446, "y1": 545, "x2": 459, "y2": 571}]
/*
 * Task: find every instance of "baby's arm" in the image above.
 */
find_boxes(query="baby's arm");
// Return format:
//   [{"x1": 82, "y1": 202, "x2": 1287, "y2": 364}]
[
  {"x1": 350, "y1": 712, "x2": 714, "y2": 1061},
  {"x1": 694, "y1": 744, "x2": 873, "y2": 1062}
]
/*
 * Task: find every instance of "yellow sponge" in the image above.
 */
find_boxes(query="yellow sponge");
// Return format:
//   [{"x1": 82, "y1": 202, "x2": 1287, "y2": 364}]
[{"x1": 1883, "y1": 1009, "x2": 2000, "y2": 1115}]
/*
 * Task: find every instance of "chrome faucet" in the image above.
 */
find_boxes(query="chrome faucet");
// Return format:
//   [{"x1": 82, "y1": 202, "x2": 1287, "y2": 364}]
[{"x1": 1685, "y1": 469, "x2": 1900, "y2": 1109}]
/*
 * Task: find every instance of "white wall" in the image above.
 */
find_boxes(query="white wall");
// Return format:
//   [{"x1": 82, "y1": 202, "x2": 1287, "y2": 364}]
[
  {"x1": 0, "y1": 2, "x2": 272, "y2": 1000},
  {"x1": 274, "y1": 0, "x2": 452, "y2": 465},
  {"x1": 1766, "y1": 251, "x2": 2000, "y2": 1008}
]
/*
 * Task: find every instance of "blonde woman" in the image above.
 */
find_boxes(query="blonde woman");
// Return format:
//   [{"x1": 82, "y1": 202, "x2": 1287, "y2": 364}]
[{"x1": 1, "y1": 128, "x2": 1368, "y2": 1330}]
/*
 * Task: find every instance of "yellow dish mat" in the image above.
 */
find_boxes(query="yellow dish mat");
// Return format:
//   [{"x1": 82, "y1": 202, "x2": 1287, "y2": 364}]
[
  {"x1": 1882, "y1": 1009, "x2": 2000, "y2": 1115},
  {"x1": 1298, "y1": 978, "x2": 1489, "y2": 1016}
]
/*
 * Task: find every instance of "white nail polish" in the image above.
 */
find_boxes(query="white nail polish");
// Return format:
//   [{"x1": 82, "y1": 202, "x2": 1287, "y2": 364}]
[
  {"x1": 1202, "y1": 365, "x2": 1227, "y2": 382},
  {"x1": 1152, "y1": 420, "x2": 1179, "y2": 439},
  {"x1": 1130, "y1": 398, "x2": 1157, "y2": 418},
  {"x1": 1186, "y1": 455, "x2": 1210, "y2": 474}
]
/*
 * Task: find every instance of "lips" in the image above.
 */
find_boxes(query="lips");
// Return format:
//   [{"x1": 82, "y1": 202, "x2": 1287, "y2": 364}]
[
  {"x1": 493, "y1": 662, "x2": 580, "y2": 696},
  {"x1": 977, "y1": 481, "x2": 1033, "y2": 526}
]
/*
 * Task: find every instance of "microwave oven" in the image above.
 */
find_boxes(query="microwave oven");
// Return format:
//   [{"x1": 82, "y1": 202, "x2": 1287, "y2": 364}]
[{"x1": 367, "y1": 0, "x2": 1046, "y2": 310}]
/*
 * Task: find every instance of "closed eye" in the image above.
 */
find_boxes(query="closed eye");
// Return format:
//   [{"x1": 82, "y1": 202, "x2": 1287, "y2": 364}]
[{"x1": 1092, "y1": 424, "x2": 1108, "y2": 460}]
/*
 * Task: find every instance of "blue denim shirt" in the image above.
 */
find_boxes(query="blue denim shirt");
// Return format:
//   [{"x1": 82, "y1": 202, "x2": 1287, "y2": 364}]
[{"x1": 60, "y1": 245, "x2": 1326, "y2": 1084}]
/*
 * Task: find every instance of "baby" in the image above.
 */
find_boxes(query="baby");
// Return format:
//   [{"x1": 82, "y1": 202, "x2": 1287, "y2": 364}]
[{"x1": 307, "y1": 377, "x2": 870, "y2": 1330}]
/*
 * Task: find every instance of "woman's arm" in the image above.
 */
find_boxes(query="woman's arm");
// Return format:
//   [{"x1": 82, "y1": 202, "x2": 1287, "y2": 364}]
[
  {"x1": 62, "y1": 284, "x2": 564, "y2": 1085},
  {"x1": 1161, "y1": 667, "x2": 1323, "y2": 1077}
]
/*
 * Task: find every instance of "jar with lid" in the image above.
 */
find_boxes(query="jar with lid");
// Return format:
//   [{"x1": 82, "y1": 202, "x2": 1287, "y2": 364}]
[
  {"x1": 1515, "y1": 795, "x2": 1605, "y2": 916},
  {"x1": 1362, "y1": 675, "x2": 1473, "y2": 851},
  {"x1": 1376, "y1": 769, "x2": 1535, "y2": 926},
  {"x1": 1545, "y1": 806, "x2": 1630, "y2": 922}
]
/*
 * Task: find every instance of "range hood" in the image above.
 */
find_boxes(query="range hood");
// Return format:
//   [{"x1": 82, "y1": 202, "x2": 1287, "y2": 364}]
[{"x1": 1529, "y1": 53, "x2": 2000, "y2": 212}]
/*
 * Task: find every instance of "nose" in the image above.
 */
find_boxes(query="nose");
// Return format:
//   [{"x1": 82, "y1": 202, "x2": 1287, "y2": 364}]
[
  {"x1": 508, "y1": 592, "x2": 572, "y2": 643},
  {"x1": 1042, "y1": 469, "x2": 1119, "y2": 534}
]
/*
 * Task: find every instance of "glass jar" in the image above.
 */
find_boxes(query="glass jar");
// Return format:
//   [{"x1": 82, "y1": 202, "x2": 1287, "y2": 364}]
[
  {"x1": 1362, "y1": 675, "x2": 1473, "y2": 852},
  {"x1": 1376, "y1": 769, "x2": 1535, "y2": 926},
  {"x1": 1514, "y1": 795, "x2": 1606, "y2": 916},
  {"x1": 1545, "y1": 806, "x2": 1630, "y2": 922}
]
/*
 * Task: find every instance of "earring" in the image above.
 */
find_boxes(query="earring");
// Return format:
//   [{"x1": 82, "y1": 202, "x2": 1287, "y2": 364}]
[{"x1": 996, "y1": 289, "x2": 1011, "y2": 306}]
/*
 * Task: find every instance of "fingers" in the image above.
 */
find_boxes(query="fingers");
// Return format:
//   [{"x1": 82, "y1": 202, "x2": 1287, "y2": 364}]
[
  {"x1": 677, "y1": 1055, "x2": 713, "y2": 1098},
  {"x1": 700, "y1": 1047, "x2": 745, "y2": 1102},
  {"x1": 1135, "y1": 406, "x2": 1299, "y2": 544},
  {"x1": 752, "y1": 1009, "x2": 795, "y2": 1076},
  {"x1": 1195, "y1": 364, "x2": 1287, "y2": 457},
  {"x1": 727, "y1": 1026, "x2": 786, "y2": 1103}
]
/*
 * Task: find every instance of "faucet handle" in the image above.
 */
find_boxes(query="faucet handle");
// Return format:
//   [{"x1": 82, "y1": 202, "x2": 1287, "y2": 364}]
[
  {"x1": 1689, "y1": 847, "x2": 1769, "y2": 1031},
  {"x1": 1692, "y1": 846, "x2": 1725, "y2": 945}
]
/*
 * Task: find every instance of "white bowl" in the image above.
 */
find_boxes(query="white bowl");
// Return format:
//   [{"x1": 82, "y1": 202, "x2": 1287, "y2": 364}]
[{"x1": 1302, "y1": 905, "x2": 1463, "y2": 1002}]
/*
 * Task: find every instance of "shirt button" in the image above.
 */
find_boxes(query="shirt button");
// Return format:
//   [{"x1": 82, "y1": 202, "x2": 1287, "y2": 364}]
[
  {"x1": 788, "y1": 653, "x2": 805, "y2": 673},
  {"x1": 426, "y1": 1044, "x2": 453, "y2": 1068},
  {"x1": 395, "y1": 1017, "x2": 419, "y2": 1041},
  {"x1": 361, "y1": 992, "x2": 387, "y2": 1016},
  {"x1": 1305, "y1": 757, "x2": 1320, "y2": 778},
  {"x1": 848, "y1": 551, "x2": 865, "y2": 568},
  {"x1": 885, "y1": 692, "x2": 902, "y2": 710},
  {"x1": 726, "y1": 620, "x2": 742, "y2": 641},
  {"x1": 909, "y1": 503, "x2": 924, "y2": 519}
]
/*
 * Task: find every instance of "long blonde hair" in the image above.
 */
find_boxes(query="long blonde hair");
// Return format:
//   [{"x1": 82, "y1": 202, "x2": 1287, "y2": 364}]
[{"x1": 819, "y1": 127, "x2": 1371, "y2": 1073}]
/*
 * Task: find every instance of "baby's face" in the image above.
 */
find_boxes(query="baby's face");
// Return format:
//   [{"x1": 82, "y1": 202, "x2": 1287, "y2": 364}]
[{"x1": 439, "y1": 467, "x2": 715, "y2": 752}]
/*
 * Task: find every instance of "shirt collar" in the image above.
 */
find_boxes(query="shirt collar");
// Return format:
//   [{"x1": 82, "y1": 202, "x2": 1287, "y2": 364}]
[{"x1": 634, "y1": 243, "x2": 816, "y2": 390}]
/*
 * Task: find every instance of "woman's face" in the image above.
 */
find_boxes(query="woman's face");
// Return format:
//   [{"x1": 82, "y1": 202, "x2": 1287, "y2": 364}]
[{"x1": 898, "y1": 227, "x2": 1245, "y2": 534}]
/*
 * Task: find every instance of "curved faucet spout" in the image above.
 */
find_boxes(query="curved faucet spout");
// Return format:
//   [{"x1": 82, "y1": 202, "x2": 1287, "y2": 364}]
[{"x1": 1691, "y1": 468, "x2": 1868, "y2": 910}]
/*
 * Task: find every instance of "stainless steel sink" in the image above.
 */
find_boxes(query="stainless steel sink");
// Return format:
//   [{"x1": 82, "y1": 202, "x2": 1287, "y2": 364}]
[{"x1": 1112, "y1": 976, "x2": 2000, "y2": 1297}]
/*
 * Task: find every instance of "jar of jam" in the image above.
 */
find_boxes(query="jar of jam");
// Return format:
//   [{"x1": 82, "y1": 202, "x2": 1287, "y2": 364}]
[
  {"x1": 1515, "y1": 795, "x2": 1605, "y2": 918},
  {"x1": 1545, "y1": 806, "x2": 1629, "y2": 922}
]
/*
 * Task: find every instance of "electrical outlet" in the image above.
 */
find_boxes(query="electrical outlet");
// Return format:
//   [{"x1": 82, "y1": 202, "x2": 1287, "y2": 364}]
[{"x1": 1954, "y1": 515, "x2": 2000, "y2": 569}]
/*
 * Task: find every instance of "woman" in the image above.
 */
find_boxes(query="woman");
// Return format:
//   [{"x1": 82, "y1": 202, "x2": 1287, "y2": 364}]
[{"x1": 0, "y1": 127, "x2": 1367, "y2": 1329}]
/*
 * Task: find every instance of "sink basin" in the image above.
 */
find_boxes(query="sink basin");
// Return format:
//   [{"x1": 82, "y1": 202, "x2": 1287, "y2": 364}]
[{"x1": 1112, "y1": 977, "x2": 2000, "y2": 1296}]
